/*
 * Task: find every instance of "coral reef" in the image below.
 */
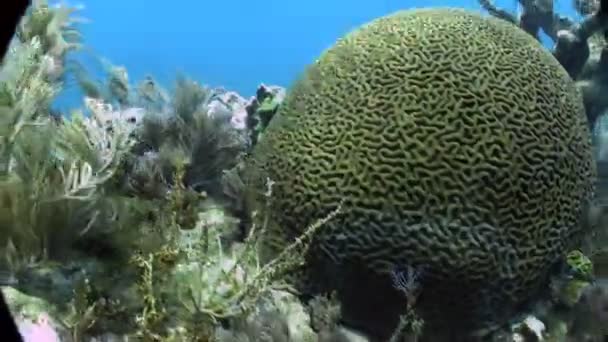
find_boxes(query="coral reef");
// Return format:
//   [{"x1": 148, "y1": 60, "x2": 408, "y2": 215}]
[{"x1": 2, "y1": 1, "x2": 608, "y2": 342}]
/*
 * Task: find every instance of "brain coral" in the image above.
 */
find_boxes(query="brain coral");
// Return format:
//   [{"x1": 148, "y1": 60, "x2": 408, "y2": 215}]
[{"x1": 245, "y1": 7, "x2": 595, "y2": 338}]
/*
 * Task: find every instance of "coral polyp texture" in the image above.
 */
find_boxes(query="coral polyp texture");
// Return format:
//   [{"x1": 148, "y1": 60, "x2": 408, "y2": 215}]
[{"x1": 245, "y1": 7, "x2": 596, "y2": 338}]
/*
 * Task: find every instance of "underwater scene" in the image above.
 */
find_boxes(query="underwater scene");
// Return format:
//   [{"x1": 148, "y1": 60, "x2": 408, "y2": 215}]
[{"x1": 3, "y1": 0, "x2": 608, "y2": 341}]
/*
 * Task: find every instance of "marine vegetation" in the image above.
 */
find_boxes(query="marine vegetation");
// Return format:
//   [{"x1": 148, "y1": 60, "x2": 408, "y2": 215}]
[
  {"x1": 0, "y1": 0, "x2": 125, "y2": 267},
  {"x1": 0, "y1": 1, "x2": 343, "y2": 341},
  {"x1": 2, "y1": 0, "x2": 608, "y2": 342}
]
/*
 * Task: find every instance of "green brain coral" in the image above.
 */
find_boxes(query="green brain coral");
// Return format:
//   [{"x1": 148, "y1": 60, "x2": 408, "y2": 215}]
[{"x1": 245, "y1": 7, "x2": 595, "y2": 338}]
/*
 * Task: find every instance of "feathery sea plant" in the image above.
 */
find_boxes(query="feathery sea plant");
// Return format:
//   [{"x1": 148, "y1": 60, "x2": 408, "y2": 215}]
[
  {"x1": 16, "y1": 0, "x2": 83, "y2": 58},
  {"x1": 171, "y1": 195, "x2": 343, "y2": 323},
  {"x1": 0, "y1": 107, "x2": 133, "y2": 269},
  {"x1": 124, "y1": 75, "x2": 247, "y2": 200},
  {"x1": 0, "y1": 1, "x2": 133, "y2": 274},
  {"x1": 15, "y1": 0, "x2": 84, "y2": 84}
]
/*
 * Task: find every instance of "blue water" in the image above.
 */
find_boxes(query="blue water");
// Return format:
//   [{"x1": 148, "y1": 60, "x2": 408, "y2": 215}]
[{"x1": 54, "y1": 0, "x2": 580, "y2": 111}]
